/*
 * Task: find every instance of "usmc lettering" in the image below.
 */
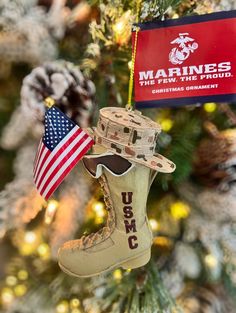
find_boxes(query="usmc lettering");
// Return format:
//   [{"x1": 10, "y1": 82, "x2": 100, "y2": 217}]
[{"x1": 121, "y1": 192, "x2": 138, "y2": 249}]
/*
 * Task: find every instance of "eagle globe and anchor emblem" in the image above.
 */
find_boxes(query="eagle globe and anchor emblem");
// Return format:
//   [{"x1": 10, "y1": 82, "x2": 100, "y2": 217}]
[{"x1": 169, "y1": 33, "x2": 198, "y2": 65}]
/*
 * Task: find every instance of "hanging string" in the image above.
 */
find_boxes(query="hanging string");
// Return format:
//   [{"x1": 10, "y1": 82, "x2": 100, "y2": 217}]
[{"x1": 126, "y1": 0, "x2": 141, "y2": 110}]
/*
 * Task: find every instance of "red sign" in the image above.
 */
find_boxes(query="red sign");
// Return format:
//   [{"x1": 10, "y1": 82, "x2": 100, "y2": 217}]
[{"x1": 134, "y1": 11, "x2": 236, "y2": 108}]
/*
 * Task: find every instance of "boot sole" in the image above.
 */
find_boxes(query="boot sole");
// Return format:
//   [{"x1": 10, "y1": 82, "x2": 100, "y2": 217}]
[{"x1": 58, "y1": 249, "x2": 151, "y2": 278}]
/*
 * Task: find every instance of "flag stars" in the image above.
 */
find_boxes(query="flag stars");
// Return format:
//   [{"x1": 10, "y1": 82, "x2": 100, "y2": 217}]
[{"x1": 43, "y1": 107, "x2": 75, "y2": 150}]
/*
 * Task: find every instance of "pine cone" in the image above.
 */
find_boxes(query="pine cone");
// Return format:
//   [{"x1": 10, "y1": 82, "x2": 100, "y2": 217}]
[
  {"x1": 194, "y1": 129, "x2": 236, "y2": 189},
  {"x1": 178, "y1": 285, "x2": 233, "y2": 313},
  {"x1": 21, "y1": 60, "x2": 96, "y2": 128}
]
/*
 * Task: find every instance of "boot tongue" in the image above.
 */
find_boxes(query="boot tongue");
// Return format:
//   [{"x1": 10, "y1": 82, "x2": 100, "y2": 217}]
[{"x1": 83, "y1": 155, "x2": 132, "y2": 178}]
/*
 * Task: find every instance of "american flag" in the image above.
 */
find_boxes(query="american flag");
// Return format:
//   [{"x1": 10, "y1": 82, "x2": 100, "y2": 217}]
[{"x1": 33, "y1": 106, "x2": 94, "y2": 200}]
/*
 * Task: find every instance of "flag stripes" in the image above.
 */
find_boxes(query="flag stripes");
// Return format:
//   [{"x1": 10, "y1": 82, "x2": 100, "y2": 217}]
[
  {"x1": 42, "y1": 136, "x2": 93, "y2": 199},
  {"x1": 33, "y1": 106, "x2": 94, "y2": 200},
  {"x1": 34, "y1": 128, "x2": 81, "y2": 185}
]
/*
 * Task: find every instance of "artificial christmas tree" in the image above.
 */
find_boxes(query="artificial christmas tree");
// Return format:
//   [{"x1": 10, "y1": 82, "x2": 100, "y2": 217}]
[{"x1": 0, "y1": 1, "x2": 236, "y2": 313}]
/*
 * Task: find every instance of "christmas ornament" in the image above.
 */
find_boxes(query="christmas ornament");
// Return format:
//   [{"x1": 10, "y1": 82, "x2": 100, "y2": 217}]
[
  {"x1": 134, "y1": 10, "x2": 236, "y2": 108},
  {"x1": 58, "y1": 107, "x2": 175, "y2": 277},
  {"x1": 21, "y1": 60, "x2": 96, "y2": 128}
]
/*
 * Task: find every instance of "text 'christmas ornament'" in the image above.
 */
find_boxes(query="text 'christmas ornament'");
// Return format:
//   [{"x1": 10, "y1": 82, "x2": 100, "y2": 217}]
[
  {"x1": 33, "y1": 105, "x2": 94, "y2": 200},
  {"x1": 134, "y1": 10, "x2": 236, "y2": 108}
]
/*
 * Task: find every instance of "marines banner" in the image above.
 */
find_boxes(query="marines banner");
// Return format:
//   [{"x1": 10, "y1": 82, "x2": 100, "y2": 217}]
[{"x1": 134, "y1": 10, "x2": 236, "y2": 108}]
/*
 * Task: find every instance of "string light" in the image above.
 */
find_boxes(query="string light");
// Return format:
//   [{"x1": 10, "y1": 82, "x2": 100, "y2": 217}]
[
  {"x1": 56, "y1": 300, "x2": 69, "y2": 313},
  {"x1": 205, "y1": 254, "x2": 217, "y2": 268},
  {"x1": 149, "y1": 219, "x2": 159, "y2": 232},
  {"x1": 70, "y1": 298, "x2": 80, "y2": 309},
  {"x1": 113, "y1": 21, "x2": 125, "y2": 34},
  {"x1": 170, "y1": 201, "x2": 190, "y2": 220},
  {"x1": 37, "y1": 243, "x2": 50, "y2": 260},
  {"x1": 92, "y1": 201, "x2": 106, "y2": 224},
  {"x1": 45, "y1": 200, "x2": 59, "y2": 225},
  {"x1": 204, "y1": 102, "x2": 217, "y2": 113},
  {"x1": 172, "y1": 13, "x2": 179, "y2": 19},
  {"x1": 20, "y1": 230, "x2": 40, "y2": 256},
  {"x1": 92, "y1": 201, "x2": 105, "y2": 217},
  {"x1": 24, "y1": 231, "x2": 37, "y2": 244},
  {"x1": 112, "y1": 11, "x2": 132, "y2": 45},
  {"x1": 161, "y1": 118, "x2": 173, "y2": 132},
  {"x1": 153, "y1": 236, "x2": 172, "y2": 248},
  {"x1": 5, "y1": 276, "x2": 17, "y2": 287},
  {"x1": 14, "y1": 284, "x2": 27, "y2": 297},
  {"x1": 1, "y1": 288, "x2": 14, "y2": 306},
  {"x1": 17, "y1": 270, "x2": 28, "y2": 281},
  {"x1": 113, "y1": 269, "x2": 122, "y2": 281}
]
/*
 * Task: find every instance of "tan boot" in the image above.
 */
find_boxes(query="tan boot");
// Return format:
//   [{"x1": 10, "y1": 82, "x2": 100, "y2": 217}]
[
  {"x1": 58, "y1": 154, "x2": 155, "y2": 277},
  {"x1": 58, "y1": 107, "x2": 176, "y2": 278}
]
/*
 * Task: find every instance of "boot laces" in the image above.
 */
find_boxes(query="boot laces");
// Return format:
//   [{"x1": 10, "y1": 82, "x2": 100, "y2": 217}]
[{"x1": 80, "y1": 175, "x2": 115, "y2": 249}]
